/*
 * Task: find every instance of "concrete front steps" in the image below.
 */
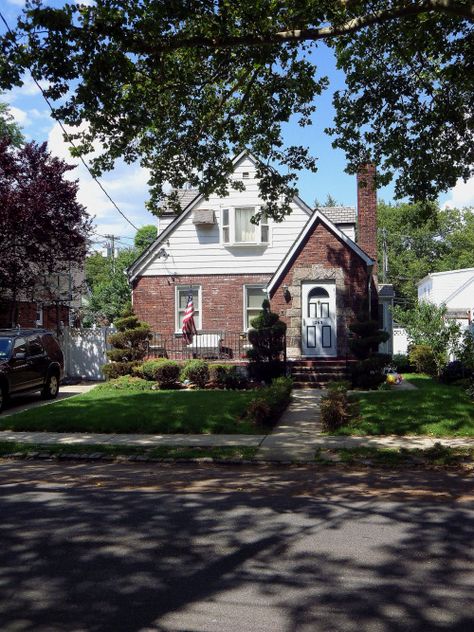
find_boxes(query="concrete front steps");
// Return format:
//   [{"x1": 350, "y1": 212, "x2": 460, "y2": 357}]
[{"x1": 289, "y1": 359, "x2": 354, "y2": 388}]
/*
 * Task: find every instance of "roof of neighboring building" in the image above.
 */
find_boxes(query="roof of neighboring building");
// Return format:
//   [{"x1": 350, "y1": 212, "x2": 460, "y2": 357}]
[
  {"x1": 319, "y1": 206, "x2": 356, "y2": 225},
  {"x1": 159, "y1": 188, "x2": 200, "y2": 216},
  {"x1": 417, "y1": 267, "x2": 474, "y2": 286},
  {"x1": 379, "y1": 284, "x2": 395, "y2": 298}
]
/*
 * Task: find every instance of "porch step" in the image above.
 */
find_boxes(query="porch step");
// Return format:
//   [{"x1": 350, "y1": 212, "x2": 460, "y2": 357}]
[{"x1": 289, "y1": 359, "x2": 353, "y2": 387}]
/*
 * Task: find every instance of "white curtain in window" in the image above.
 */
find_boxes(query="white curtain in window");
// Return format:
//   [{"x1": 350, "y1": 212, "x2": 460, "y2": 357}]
[{"x1": 235, "y1": 208, "x2": 255, "y2": 242}]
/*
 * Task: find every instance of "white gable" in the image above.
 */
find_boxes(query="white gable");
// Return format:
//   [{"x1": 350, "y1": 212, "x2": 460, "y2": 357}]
[
  {"x1": 418, "y1": 268, "x2": 474, "y2": 308},
  {"x1": 128, "y1": 152, "x2": 358, "y2": 282}
]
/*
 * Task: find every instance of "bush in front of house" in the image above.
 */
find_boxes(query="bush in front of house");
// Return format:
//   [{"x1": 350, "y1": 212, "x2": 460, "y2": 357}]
[
  {"x1": 96, "y1": 375, "x2": 155, "y2": 391},
  {"x1": 392, "y1": 354, "x2": 412, "y2": 373},
  {"x1": 320, "y1": 389, "x2": 350, "y2": 433},
  {"x1": 409, "y1": 344, "x2": 437, "y2": 376},
  {"x1": 349, "y1": 316, "x2": 390, "y2": 360},
  {"x1": 102, "y1": 361, "x2": 142, "y2": 380},
  {"x1": 439, "y1": 360, "x2": 470, "y2": 384},
  {"x1": 209, "y1": 364, "x2": 248, "y2": 389},
  {"x1": 180, "y1": 359, "x2": 210, "y2": 388},
  {"x1": 245, "y1": 376, "x2": 292, "y2": 427},
  {"x1": 351, "y1": 354, "x2": 390, "y2": 389},
  {"x1": 139, "y1": 358, "x2": 181, "y2": 388},
  {"x1": 247, "y1": 299, "x2": 287, "y2": 383},
  {"x1": 103, "y1": 308, "x2": 152, "y2": 378}
]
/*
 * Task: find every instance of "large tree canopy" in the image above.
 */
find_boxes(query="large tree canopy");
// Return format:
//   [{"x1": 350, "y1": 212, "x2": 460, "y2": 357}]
[
  {"x1": 0, "y1": 138, "x2": 91, "y2": 318},
  {"x1": 1, "y1": 1, "x2": 472, "y2": 219},
  {"x1": 377, "y1": 200, "x2": 474, "y2": 305}
]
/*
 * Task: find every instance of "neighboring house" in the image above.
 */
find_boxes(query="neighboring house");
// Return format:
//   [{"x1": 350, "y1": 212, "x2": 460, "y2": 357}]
[
  {"x1": 128, "y1": 151, "x2": 388, "y2": 365},
  {"x1": 393, "y1": 268, "x2": 474, "y2": 356},
  {"x1": 418, "y1": 268, "x2": 474, "y2": 331},
  {"x1": 0, "y1": 267, "x2": 85, "y2": 332}
]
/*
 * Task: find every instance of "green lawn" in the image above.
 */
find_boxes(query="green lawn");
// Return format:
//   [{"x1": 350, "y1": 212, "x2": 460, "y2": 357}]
[
  {"x1": 338, "y1": 375, "x2": 474, "y2": 437},
  {"x1": 0, "y1": 386, "x2": 261, "y2": 434}
]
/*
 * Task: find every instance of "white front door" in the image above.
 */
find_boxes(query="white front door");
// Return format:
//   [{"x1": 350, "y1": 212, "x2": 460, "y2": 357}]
[{"x1": 301, "y1": 282, "x2": 337, "y2": 357}]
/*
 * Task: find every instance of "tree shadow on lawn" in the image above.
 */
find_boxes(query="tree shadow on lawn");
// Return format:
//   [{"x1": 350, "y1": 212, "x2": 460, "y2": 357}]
[
  {"x1": 0, "y1": 462, "x2": 473, "y2": 632},
  {"x1": 0, "y1": 390, "x2": 259, "y2": 435}
]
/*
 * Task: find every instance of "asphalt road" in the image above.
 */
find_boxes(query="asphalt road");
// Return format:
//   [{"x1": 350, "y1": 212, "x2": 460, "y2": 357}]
[{"x1": 0, "y1": 461, "x2": 473, "y2": 632}]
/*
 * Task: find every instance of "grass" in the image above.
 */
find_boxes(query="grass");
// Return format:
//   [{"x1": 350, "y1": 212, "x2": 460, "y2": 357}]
[
  {"x1": 337, "y1": 374, "x2": 474, "y2": 437},
  {"x1": 0, "y1": 386, "x2": 262, "y2": 434},
  {"x1": 316, "y1": 445, "x2": 474, "y2": 467},
  {"x1": 0, "y1": 441, "x2": 257, "y2": 461}
]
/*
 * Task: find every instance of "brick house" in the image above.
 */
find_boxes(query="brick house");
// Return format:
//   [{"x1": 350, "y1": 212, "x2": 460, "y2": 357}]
[{"x1": 128, "y1": 151, "x2": 385, "y2": 370}]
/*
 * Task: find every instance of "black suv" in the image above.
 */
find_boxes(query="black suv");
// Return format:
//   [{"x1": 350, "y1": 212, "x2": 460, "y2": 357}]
[{"x1": 0, "y1": 329, "x2": 64, "y2": 412}]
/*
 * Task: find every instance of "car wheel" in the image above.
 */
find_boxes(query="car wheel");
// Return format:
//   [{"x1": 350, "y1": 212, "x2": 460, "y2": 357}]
[{"x1": 41, "y1": 372, "x2": 59, "y2": 400}]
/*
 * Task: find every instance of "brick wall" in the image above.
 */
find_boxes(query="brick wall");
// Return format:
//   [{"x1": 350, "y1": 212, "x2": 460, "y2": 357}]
[
  {"x1": 133, "y1": 274, "x2": 271, "y2": 334},
  {"x1": 269, "y1": 220, "x2": 371, "y2": 357},
  {"x1": 357, "y1": 163, "x2": 377, "y2": 266},
  {"x1": 0, "y1": 301, "x2": 69, "y2": 332}
]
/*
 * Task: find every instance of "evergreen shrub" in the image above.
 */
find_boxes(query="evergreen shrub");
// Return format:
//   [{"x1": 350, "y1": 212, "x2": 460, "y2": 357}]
[{"x1": 180, "y1": 360, "x2": 210, "y2": 388}]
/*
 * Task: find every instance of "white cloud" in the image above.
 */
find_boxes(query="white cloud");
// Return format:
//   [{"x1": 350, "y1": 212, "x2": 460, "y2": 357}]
[
  {"x1": 8, "y1": 105, "x2": 30, "y2": 126},
  {"x1": 47, "y1": 122, "x2": 152, "y2": 235},
  {"x1": 442, "y1": 177, "x2": 474, "y2": 209},
  {"x1": 7, "y1": 0, "x2": 28, "y2": 6}
]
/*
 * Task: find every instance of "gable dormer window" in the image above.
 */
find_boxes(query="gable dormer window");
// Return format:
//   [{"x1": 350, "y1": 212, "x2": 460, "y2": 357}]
[{"x1": 221, "y1": 207, "x2": 270, "y2": 246}]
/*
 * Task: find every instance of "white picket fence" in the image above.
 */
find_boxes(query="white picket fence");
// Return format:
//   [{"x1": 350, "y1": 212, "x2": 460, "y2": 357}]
[{"x1": 59, "y1": 327, "x2": 115, "y2": 380}]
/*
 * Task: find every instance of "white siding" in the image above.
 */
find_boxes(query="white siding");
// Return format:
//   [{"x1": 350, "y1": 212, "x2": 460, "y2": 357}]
[
  {"x1": 418, "y1": 269, "x2": 474, "y2": 307},
  {"x1": 141, "y1": 157, "x2": 312, "y2": 276}
]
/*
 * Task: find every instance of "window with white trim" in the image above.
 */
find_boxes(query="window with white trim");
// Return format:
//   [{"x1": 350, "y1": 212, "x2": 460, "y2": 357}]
[
  {"x1": 244, "y1": 285, "x2": 267, "y2": 330},
  {"x1": 221, "y1": 207, "x2": 270, "y2": 245},
  {"x1": 176, "y1": 286, "x2": 201, "y2": 332},
  {"x1": 36, "y1": 304, "x2": 43, "y2": 327}
]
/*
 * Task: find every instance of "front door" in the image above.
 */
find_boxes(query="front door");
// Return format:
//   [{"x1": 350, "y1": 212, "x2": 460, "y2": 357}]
[{"x1": 301, "y1": 282, "x2": 337, "y2": 357}]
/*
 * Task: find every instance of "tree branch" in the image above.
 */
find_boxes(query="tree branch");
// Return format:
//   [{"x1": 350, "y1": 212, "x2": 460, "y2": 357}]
[{"x1": 127, "y1": 1, "x2": 473, "y2": 55}]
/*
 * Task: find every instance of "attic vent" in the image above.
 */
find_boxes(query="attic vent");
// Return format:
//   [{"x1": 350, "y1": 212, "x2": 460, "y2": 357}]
[
  {"x1": 242, "y1": 172, "x2": 250, "y2": 178},
  {"x1": 192, "y1": 209, "x2": 215, "y2": 225}
]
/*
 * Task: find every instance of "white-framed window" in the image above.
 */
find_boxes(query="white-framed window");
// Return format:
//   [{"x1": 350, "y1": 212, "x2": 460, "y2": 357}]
[
  {"x1": 36, "y1": 304, "x2": 43, "y2": 327},
  {"x1": 244, "y1": 285, "x2": 267, "y2": 330},
  {"x1": 221, "y1": 207, "x2": 270, "y2": 246},
  {"x1": 175, "y1": 286, "x2": 201, "y2": 332}
]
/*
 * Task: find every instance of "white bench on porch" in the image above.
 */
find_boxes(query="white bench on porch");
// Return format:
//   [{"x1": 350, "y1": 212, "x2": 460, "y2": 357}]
[{"x1": 186, "y1": 332, "x2": 223, "y2": 359}]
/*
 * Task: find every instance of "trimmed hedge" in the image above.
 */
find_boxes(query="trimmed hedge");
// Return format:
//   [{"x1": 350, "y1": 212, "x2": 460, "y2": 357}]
[
  {"x1": 181, "y1": 360, "x2": 210, "y2": 388},
  {"x1": 102, "y1": 361, "x2": 142, "y2": 380},
  {"x1": 140, "y1": 358, "x2": 181, "y2": 388}
]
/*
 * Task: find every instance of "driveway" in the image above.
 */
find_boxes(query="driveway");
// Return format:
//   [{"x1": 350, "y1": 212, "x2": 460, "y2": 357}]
[{"x1": 1, "y1": 382, "x2": 98, "y2": 417}]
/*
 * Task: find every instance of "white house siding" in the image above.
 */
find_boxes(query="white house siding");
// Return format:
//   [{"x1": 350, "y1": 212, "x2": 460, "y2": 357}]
[
  {"x1": 418, "y1": 269, "x2": 474, "y2": 306},
  {"x1": 141, "y1": 156, "x2": 313, "y2": 277}
]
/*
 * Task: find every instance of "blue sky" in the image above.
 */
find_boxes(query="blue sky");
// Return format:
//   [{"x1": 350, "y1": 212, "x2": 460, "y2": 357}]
[{"x1": 1, "y1": 0, "x2": 472, "y2": 245}]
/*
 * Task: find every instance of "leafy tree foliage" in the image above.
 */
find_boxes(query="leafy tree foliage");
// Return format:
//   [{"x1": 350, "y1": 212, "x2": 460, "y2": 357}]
[
  {"x1": 378, "y1": 201, "x2": 474, "y2": 305},
  {"x1": 0, "y1": 137, "x2": 91, "y2": 324},
  {"x1": 134, "y1": 224, "x2": 157, "y2": 252},
  {"x1": 84, "y1": 225, "x2": 157, "y2": 325},
  {"x1": 84, "y1": 248, "x2": 136, "y2": 325},
  {"x1": 0, "y1": 97, "x2": 23, "y2": 146},
  {"x1": 393, "y1": 301, "x2": 461, "y2": 374},
  {"x1": 1, "y1": 1, "x2": 472, "y2": 217}
]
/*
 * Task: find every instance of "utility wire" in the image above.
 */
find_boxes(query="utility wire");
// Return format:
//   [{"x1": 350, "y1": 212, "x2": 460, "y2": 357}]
[{"x1": 0, "y1": 9, "x2": 139, "y2": 232}]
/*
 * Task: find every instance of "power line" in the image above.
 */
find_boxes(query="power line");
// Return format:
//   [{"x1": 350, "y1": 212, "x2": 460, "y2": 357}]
[{"x1": 0, "y1": 9, "x2": 140, "y2": 232}]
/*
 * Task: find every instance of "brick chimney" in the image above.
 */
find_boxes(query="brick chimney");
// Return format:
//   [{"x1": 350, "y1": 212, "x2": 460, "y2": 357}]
[{"x1": 357, "y1": 163, "x2": 377, "y2": 264}]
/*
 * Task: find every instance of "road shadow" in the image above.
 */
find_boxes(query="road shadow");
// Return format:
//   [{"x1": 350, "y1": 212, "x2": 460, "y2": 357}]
[{"x1": 0, "y1": 462, "x2": 473, "y2": 631}]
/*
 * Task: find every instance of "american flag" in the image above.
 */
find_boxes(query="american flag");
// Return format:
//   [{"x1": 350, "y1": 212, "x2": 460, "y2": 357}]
[{"x1": 182, "y1": 292, "x2": 197, "y2": 344}]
